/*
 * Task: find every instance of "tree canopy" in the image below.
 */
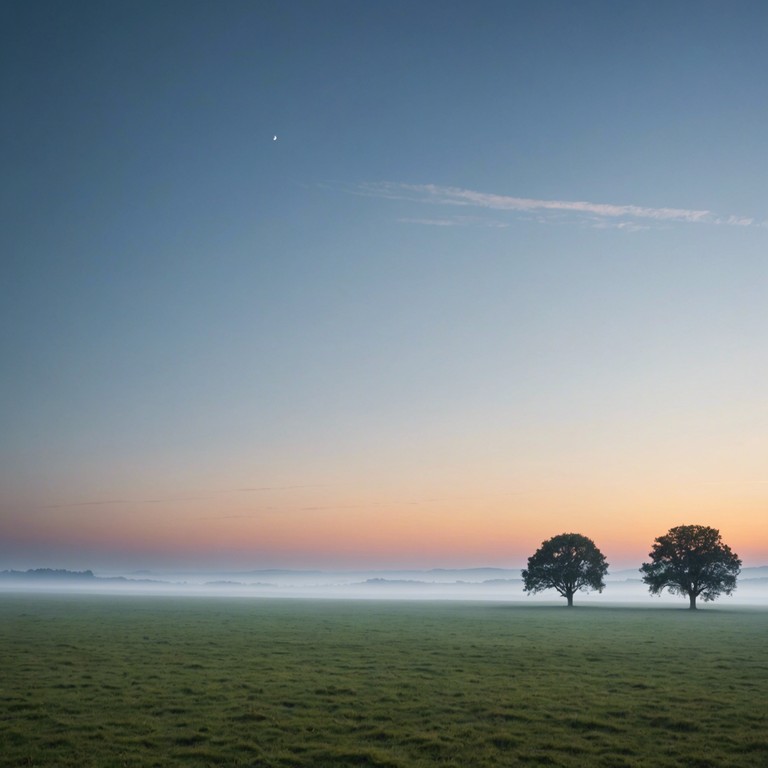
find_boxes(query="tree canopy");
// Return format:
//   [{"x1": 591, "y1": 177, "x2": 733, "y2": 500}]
[
  {"x1": 522, "y1": 533, "x2": 609, "y2": 607},
  {"x1": 640, "y1": 525, "x2": 741, "y2": 609}
]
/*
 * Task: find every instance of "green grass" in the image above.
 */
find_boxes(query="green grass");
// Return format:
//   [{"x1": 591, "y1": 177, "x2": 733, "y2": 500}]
[{"x1": 1, "y1": 595, "x2": 766, "y2": 767}]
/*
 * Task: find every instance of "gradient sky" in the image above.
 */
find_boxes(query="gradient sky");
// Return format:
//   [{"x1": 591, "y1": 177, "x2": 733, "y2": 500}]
[{"x1": 2, "y1": 0, "x2": 767, "y2": 571}]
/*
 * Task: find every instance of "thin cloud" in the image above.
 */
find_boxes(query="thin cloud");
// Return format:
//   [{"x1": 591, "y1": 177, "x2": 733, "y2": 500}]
[
  {"x1": 196, "y1": 504, "x2": 358, "y2": 521},
  {"x1": 397, "y1": 215, "x2": 509, "y2": 228},
  {"x1": 354, "y1": 182, "x2": 757, "y2": 229},
  {"x1": 236, "y1": 485, "x2": 326, "y2": 492},
  {"x1": 43, "y1": 499, "x2": 128, "y2": 509},
  {"x1": 719, "y1": 215, "x2": 754, "y2": 226},
  {"x1": 703, "y1": 479, "x2": 768, "y2": 485},
  {"x1": 198, "y1": 511, "x2": 276, "y2": 520},
  {"x1": 43, "y1": 496, "x2": 211, "y2": 509},
  {"x1": 590, "y1": 219, "x2": 649, "y2": 233},
  {"x1": 44, "y1": 485, "x2": 325, "y2": 510}
]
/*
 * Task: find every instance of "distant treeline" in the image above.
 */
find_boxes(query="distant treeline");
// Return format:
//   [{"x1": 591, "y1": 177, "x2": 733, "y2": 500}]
[
  {"x1": 0, "y1": 568, "x2": 95, "y2": 580},
  {"x1": 0, "y1": 568, "x2": 166, "y2": 584}
]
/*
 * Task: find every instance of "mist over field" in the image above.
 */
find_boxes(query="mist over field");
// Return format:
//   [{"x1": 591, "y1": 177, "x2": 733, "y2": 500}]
[{"x1": 2, "y1": 565, "x2": 767, "y2": 605}]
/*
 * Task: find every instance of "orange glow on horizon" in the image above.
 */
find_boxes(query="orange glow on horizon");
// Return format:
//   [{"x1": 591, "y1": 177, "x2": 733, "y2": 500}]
[{"x1": 4, "y1": 475, "x2": 765, "y2": 569}]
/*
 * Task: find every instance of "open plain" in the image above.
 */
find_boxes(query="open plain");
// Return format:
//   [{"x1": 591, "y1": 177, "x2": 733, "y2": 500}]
[{"x1": 1, "y1": 594, "x2": 767, "y2": 767}]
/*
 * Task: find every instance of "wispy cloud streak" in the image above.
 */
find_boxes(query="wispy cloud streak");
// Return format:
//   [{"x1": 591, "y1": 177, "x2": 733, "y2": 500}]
[
  {"x1": 43, "y1": 485, "x2": 326, "y2": 510},
  {"x1": 354, "y1": 182, "x2": 756, "y2": 229}
]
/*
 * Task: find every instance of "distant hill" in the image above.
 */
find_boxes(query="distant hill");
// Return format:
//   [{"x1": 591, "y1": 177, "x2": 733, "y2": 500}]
[
  {"x1": 740, "y1": 566, "x2": 768, "y2": 580},
  {"x1": 608, "y1": 566, "x2": 768, "y2": 581}
]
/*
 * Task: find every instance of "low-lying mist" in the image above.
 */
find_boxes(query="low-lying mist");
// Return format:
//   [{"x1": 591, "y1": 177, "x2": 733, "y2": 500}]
[{"x1": 2, "y1": 566, "x2": 767, "y2": 605}]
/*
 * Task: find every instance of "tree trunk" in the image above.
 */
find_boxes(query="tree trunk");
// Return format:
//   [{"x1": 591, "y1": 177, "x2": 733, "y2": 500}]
[
  {"x1": 689, "y1": 592, "x2": 697, "y2": 610},
  {"x1": 566, "y1": 593, "x2": 574, "y2": 607}
]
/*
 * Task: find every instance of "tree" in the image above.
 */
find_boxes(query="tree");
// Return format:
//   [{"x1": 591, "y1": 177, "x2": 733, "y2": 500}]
[
  {"x1": 522, "y1": 533, "x2": 609, "y2": 607},
  {"x1": 640, "y1": 525, "x2": 741, "y2": 609}
]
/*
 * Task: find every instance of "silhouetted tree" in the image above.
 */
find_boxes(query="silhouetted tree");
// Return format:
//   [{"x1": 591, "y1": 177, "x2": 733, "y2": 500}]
[
  {"x1": 640, "y1": 525, "x2": 741, "y2": 609},
  {"x1": 522, "y1": 533, "x2": 609, "y2": 607}
]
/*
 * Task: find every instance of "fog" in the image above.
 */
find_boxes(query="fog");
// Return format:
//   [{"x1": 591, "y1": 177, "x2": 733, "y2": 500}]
[{"x1": 2, "y1": 566, "x2": 767, "y2": 606}]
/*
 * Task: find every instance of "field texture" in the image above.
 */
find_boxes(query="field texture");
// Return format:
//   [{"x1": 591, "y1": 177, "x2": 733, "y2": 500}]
[{"x1": 1, "y1": 595, "x2": 766, "y2": 767}]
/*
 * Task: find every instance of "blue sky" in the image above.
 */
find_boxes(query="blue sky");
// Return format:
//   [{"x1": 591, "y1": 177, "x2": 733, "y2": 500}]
[{"x1": 1, "y1": 1, "x2": 766, "y2": 570}]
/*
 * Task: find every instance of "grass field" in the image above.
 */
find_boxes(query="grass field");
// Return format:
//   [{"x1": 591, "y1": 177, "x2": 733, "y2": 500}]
[{"x1": 1, "y1": 594, "x2": 766, "y2": 767}]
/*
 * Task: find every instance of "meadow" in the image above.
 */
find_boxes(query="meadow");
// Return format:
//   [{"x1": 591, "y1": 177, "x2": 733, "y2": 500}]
[{"x1": 1, "y1": 594, "x2": 766, "y2": 767}]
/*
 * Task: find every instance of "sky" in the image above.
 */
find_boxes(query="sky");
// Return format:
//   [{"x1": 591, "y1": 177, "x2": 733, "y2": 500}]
[{"x1": 1, "y1": 0, "x2": 767, "y2": 572}]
